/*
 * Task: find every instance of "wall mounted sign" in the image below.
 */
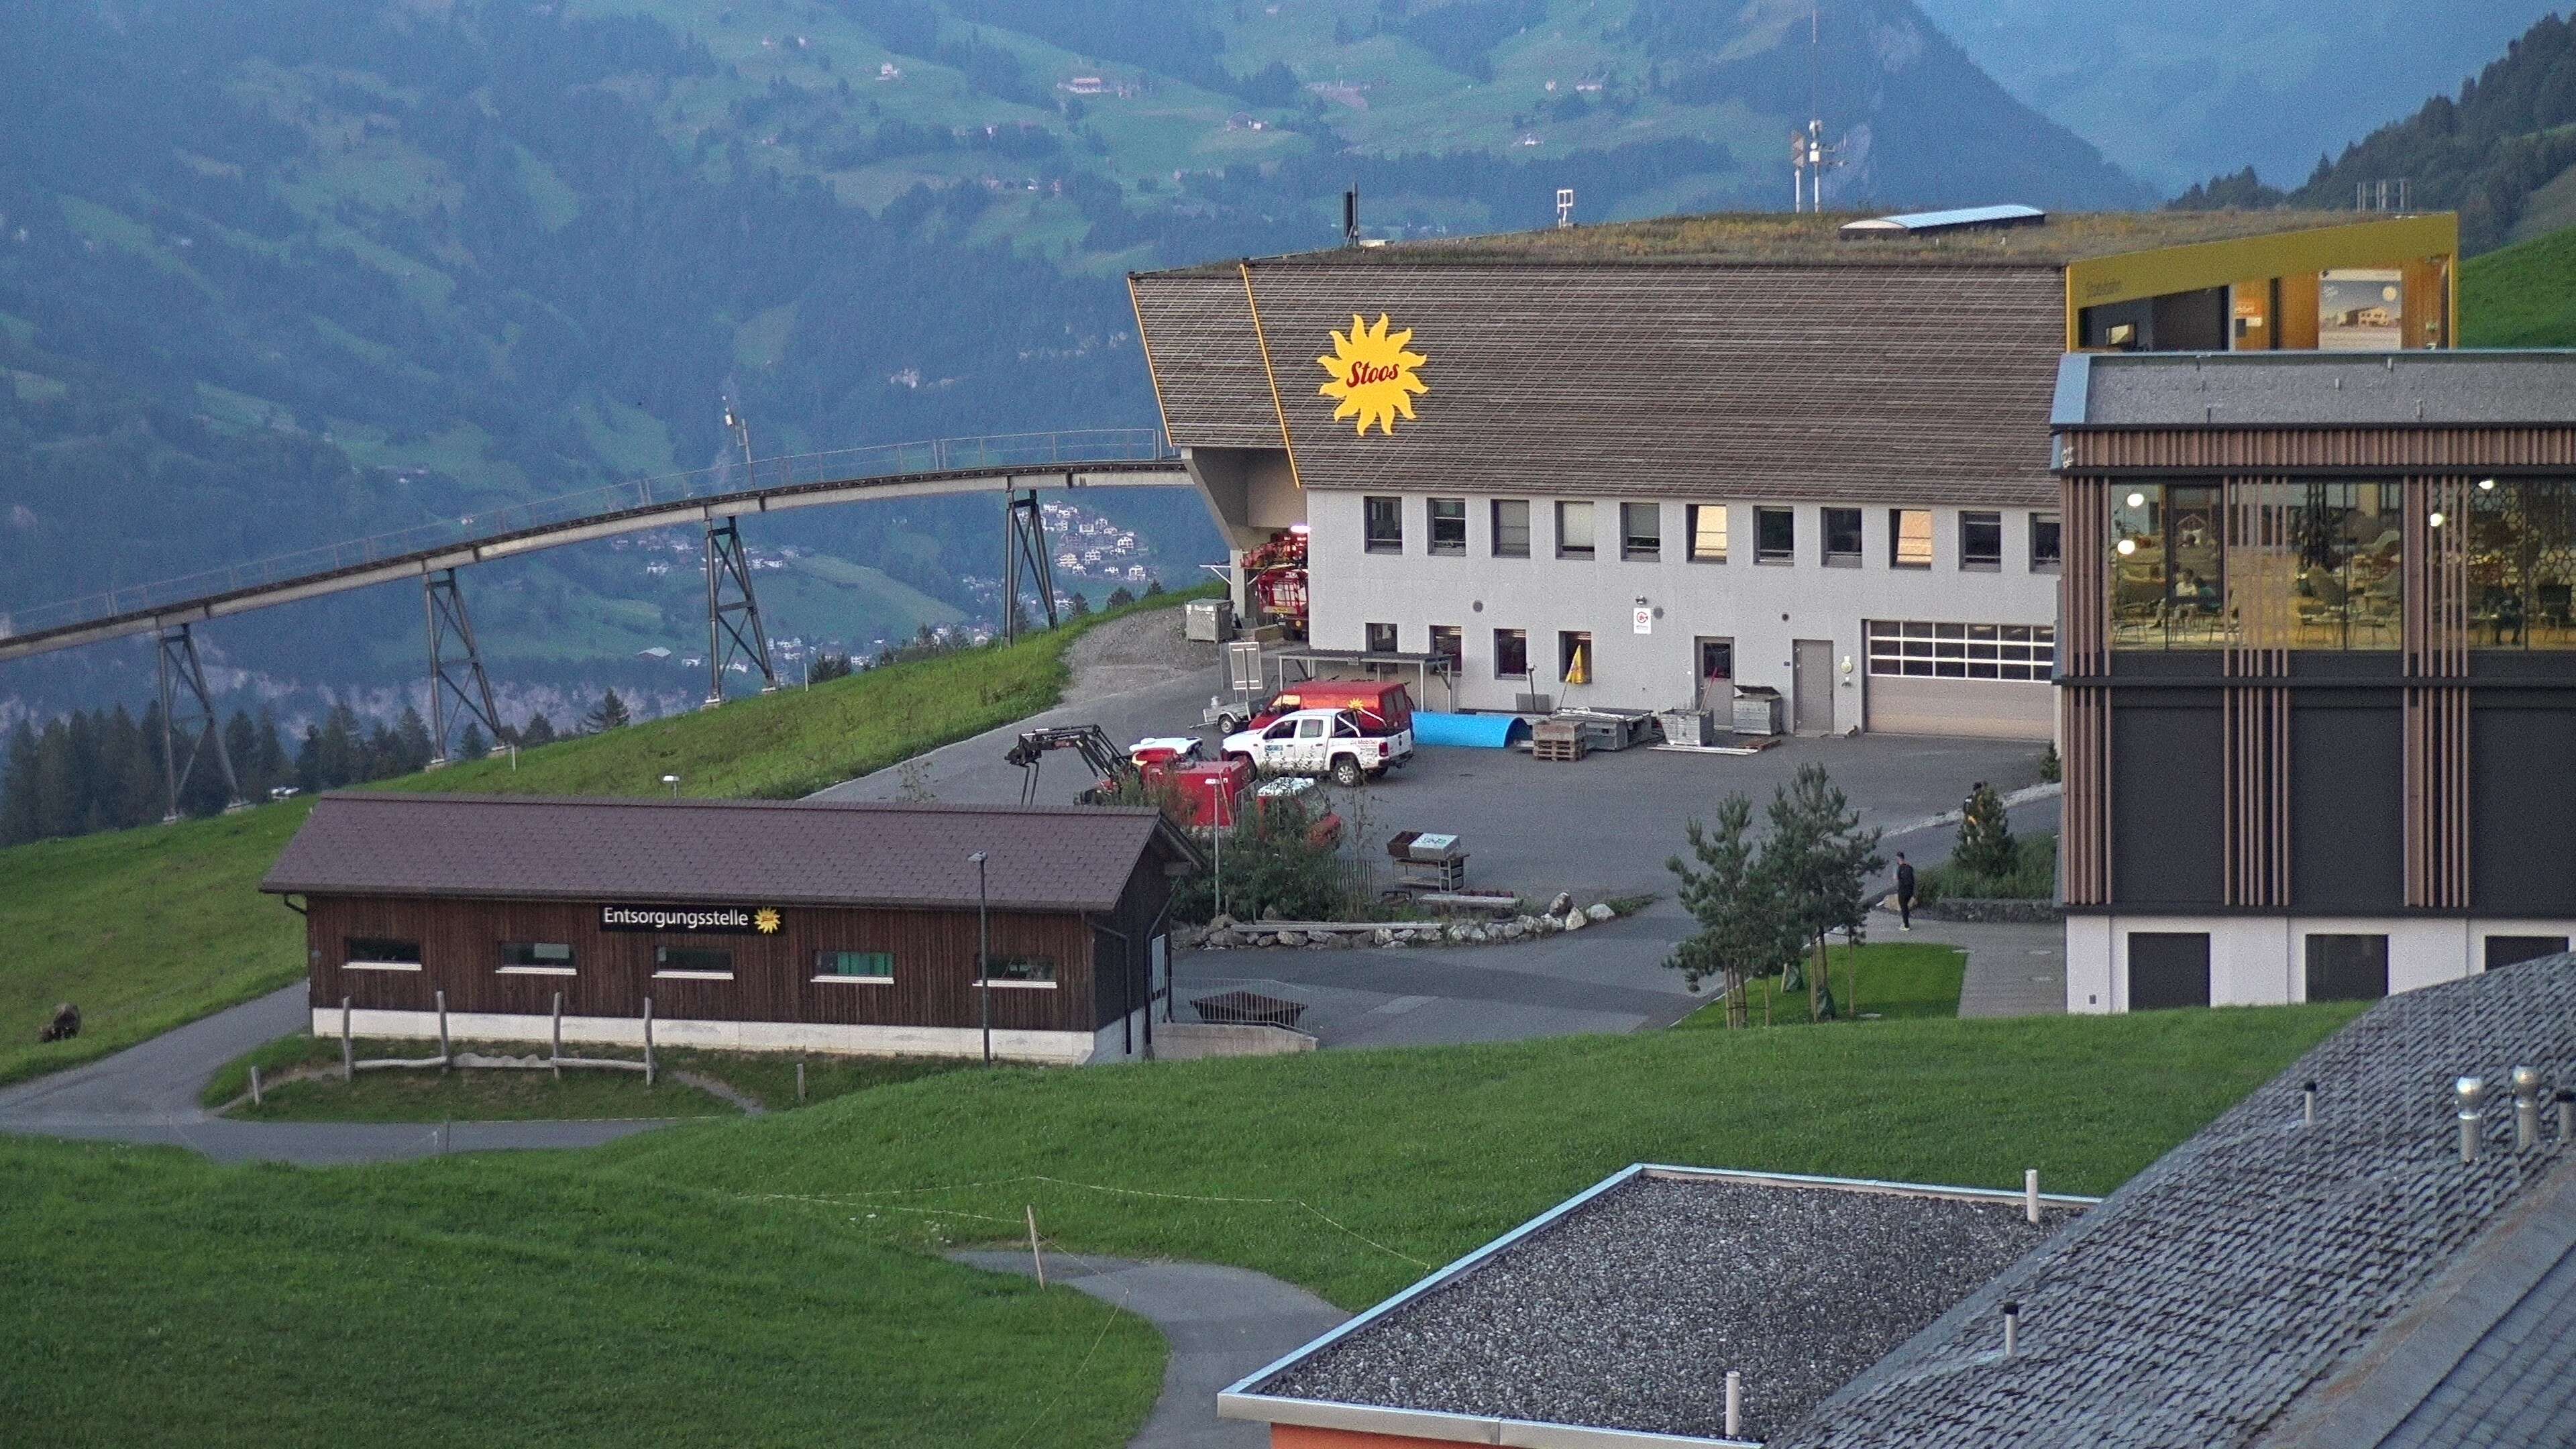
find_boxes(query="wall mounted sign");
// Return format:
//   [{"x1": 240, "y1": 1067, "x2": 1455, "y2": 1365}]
[
  {"x1": 1633, "y1": 606, "x2": 1654, "y2": 635},
  {"x1": 1316, "y1": 313, "x2": 1427, "y2": 435},
  {"x1": 600, "y1": 904, "x2": 783, "y2": 935}
]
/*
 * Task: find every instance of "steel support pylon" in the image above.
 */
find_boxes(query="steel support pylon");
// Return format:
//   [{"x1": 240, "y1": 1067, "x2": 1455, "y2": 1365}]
[
  {"x1": 422, "y1": 568, "x2": 504, "y2": 765},
  {"x1": 703, "y1": 517, "x2": 777, "y2": 706},
  {"x1": 154, "y1": 623, "x2": 244, "y2": 822},
  {"x1": 1000, "y1": 490, "x2": 1059, "y2": 643}
]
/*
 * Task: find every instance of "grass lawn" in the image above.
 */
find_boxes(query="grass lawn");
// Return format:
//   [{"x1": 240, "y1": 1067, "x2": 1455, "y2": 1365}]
[
  {"x1": 0, "y1": 1137, "x2": 1161, "y2": 1449},
  {"x1": 201, "y1": 1033, "x2": 972, "y2": 1120},
  {"x1": 2461, "y1": 223, "x2": 2576, "y2": 347},
  {"x1": 1672, "y1": 942, "x2": 1968, "y2": 1028},
  {"x1": 0, "y1": 590, "x2": 1203, "y2": 1087}
]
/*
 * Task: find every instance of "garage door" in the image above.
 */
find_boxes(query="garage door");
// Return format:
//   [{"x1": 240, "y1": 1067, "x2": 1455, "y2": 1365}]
[{"x1": 1864, "y1": 621, "x2": 2056, "y2": 741}]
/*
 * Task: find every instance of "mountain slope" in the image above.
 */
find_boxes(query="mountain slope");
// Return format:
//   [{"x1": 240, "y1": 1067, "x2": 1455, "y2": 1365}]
[
  {"x1": 1920, "y1": 0, "x2": 2566, "y2": 195},
  {"x1": 0, "y1": 0, "x2": 2139, "y2": 721},
  {"x1": 2461, "y1": 223, "x2": 2576, "y2": 345}
]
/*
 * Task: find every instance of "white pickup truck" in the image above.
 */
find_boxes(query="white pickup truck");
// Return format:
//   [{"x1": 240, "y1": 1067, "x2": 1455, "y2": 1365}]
[{"x1": 1222, "y1": 708, "x2": 1412, "y2": 787}]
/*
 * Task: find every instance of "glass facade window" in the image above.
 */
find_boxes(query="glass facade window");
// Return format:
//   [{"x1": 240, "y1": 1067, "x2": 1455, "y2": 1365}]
[
  {"x1": 1364, "y1": 622, "x2": 1399, "y2": 653},
  {"x1": 1559, "y1": 631, "x2": 1592, "y2": 684},
  {"x1": 1364, "y1": 496, "x2": 1403, "y2": 553},
  {"x1": 988, "y1": 956, "x2": 1057, "y2": 984},
  {"x1": 2031, "y1": 512, "x2": 2063, "y2": 572},
  {"x1": 2304, "y1": 934, "x2": 2389, "y2": 1002},
  {"x1": 1493, "y1": 629, "x2": 1529, "y2": 677},
  {"x1": 1428, "y1": 625, "x2": 1462, "y2": 670},
  {"x1": 1688, "y1": 504, "x2": 1727, "y2": 561},
  {"x1": 345, "y1": 937, "x2": 421, "y2": 967},
  {"x1": 498, "y1": 941, "x2": 574, "y2": 973},
  {"x1": 1556, "y1": 501, "x2": 1595, "y2": 559},
  {"x1": 1621, "y1": 502, "x2": 1661, "y2": 560},
  {"x1": 2232, "y1": 482, "x2": 2402, "y2": 649},
  {"x1": 1823, "y1": 508, "x2": 1862, "y2": 566},
  {"x1": 2467, "y1": 478, "x2": 2576, "y2": 649},
  {"x1": 1492, "y1": 499, "x2": 1531, "y2": 557},
  {"x1": 655, "y1": 946, "x2": 733, "y2": 977},
  {"x1": 2110, "y1": 483, "x2": 2231, "y2": 647},
  {"x1": 1960, "y1": 511, "x2": 2003, "y2": 570},
  {"x1": 1866, "y1": 621, "x2": 2055, "y2": 681},
  {"x1": 1890, "y1": 509, "x2": 1933, "y2": 568},
  {"x1": 818, "y1": 950, "x2": 894, "y2": 980},
  {"x1": 1428, "y1": 497, "x2": 1467, "y2": 555},
  {"x1": 1755, "y1": 507, "x2": 1794, "y2": 564}
]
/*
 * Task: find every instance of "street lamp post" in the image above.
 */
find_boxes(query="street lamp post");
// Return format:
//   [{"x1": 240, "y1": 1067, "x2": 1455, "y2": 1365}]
[
  {"x1": 661, "y1": 773, "x2": 682, "y2": 798},
  {"x1": 969, "y1": 850, "x2": 991, "y2": 1066},
  {"x1": 1204, "y1": 777, "x2": 1227, "y2": 920}
]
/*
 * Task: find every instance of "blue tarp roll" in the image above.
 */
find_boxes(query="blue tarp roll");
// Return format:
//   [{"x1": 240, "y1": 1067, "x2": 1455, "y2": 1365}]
[{"x1": 1411, "y1": 712, "x2": 1533, "y2": 749}]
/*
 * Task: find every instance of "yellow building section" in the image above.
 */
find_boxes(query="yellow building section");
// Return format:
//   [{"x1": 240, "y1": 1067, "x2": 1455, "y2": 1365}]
[{"x1": 2063, "y1": 213, "x2": 2459, "y2": 351}]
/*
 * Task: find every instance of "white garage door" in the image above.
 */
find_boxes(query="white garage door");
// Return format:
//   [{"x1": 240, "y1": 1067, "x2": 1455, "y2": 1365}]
[{"x1": 1864, "y1": 621, "x2": 2056, "y2": 741}]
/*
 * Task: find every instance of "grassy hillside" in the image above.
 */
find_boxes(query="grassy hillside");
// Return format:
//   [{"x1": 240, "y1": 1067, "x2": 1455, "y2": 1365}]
[
  {"x1": 2461, "y1": 223, "x2": 2576, "y2": 346},
  {"x1": 0, "y1": 593, "x2": 1192, "y2": 1085},
  {"x1": 1, "y1": 1002, "x2": 2358, "y2": 1444}
]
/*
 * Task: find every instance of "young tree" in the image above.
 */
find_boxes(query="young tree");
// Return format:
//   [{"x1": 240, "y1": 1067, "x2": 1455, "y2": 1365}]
[
  {"x1": 1955, "y1": 780, "x2": 2017, "y2": 881},
  {"x1": 1142, "y1": 577, "x2": 1165, "y2": 596},
  {"x1": 521, "y1": 713, "x2": 559, "y2": 747},
  {"x1": 1665, "y1": 794, "x2": 1798, "y2": 1028},
  {"x1": 1106, "y1": 584, "x2": 1136, "y2": 608},
  {"x1": 1067, "y1": 591, "x2": 1092, "y2": 618},
  {"x1": 1764, "y1": 764, "x2": 1885, "y2": 1021},
  {"x1": 582, "y1": 689, "x2": 631, "y2": 733},
  {"x1": 457, "y1": 722, "x2": 490, "y2": 761}
]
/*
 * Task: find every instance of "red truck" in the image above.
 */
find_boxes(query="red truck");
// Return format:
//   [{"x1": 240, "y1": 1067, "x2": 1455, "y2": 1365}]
[{"x1": 1246, "y1": 679, "x2": 1415, "y2": 738}]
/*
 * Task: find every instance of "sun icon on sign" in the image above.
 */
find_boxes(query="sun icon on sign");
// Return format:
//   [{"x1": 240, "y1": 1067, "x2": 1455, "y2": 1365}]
[
  {"x1": 753, "y1": 908, "x2": 782, "y2": 934},
  {"x1": 1316, "y1": 314, "x2": 1427, "y2": 436}
]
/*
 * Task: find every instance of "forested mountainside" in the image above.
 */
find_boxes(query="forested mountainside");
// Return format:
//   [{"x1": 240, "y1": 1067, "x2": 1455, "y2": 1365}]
[
  {"x1": 0, "y1": 0, "x2": 2141, "y2": 722},
  {"x1": 1921, "y1": 0, "x2": 2563, "y2": 195},
  {"x1": 2171, "y1": 12, "x2": 2576, "y2": 254}
]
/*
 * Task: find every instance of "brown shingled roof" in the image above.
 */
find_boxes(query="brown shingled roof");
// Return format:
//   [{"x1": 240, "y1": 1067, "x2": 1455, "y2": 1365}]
[{"x1": 260, "y1": 794, "x2": 1196, "y2": 913}]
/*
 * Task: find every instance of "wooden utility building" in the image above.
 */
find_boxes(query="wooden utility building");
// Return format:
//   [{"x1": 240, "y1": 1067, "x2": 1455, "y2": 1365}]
[{"x1": 261, "y1": 794, "x2": 1198, "y2": 1064}]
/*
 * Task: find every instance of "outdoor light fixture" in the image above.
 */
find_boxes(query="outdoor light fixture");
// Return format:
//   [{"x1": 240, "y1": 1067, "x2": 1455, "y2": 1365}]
[
  {"x1": 1288, "y1": 523, "x2": 1311, "y2": 535},
  {"x1": 2125, "y1": 491, "x2": 2146, "y2": 508},
  {"x1": 2429, "y1": 511, "x2": 2447, "y2": 529},
  {"x1": 2116, "y1": 538, "x2": 2138, "y2": 556},
  {"x1": 661, "y1": 773, "x2": 682, "y2": 797},
  {"x1": 2479, "y1": 477, "x2": 2498, "y2": 491}
]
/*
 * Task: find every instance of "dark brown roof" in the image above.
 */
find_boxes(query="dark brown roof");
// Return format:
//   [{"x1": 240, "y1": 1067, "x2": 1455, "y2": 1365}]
[{"x1": 261, "y1": 794, "x2": 1195, "y2": 913}]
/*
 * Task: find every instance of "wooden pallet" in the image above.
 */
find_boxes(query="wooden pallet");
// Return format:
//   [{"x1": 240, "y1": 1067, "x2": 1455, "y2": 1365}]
[{"x1": 1532, "y1": 736, "x2": 1589, "y2": 763}]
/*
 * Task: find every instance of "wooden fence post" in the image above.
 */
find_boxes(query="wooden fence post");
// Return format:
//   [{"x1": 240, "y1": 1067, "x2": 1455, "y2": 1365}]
[
  {"x1": 340, "y1": 996, "x2": 354, "y2": 1081},
  {"x1": 250, "y1": 1065, "x2": 262, "y2": 1108},
  {"x1": 435, "y1": 989, "x2": 451, "y2": 1069},
  {"x1": 643, "y1": 996, "x2": 655, "y2": 1087},
  {"x1": 796, "y1": 1060, "x2": 807, "y2": 1103},
  {"x1": 551, "y1": 991, "x2": 564, "y2": 1081}
]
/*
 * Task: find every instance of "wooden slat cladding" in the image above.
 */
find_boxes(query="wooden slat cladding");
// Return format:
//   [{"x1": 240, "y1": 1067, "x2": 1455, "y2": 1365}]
[
  {"x1": 1129, "y1": 272, "x2": 1289, "y2": 448},
  {"x1": 2404, "y1": 477, "x2": 2473, "y2": 909},
  {"x1": 1234, "y1": 260, "x2": 2064, "y2": 506},
  {"x1": 2063, "y1": 428, "x2": 2576, "y2": 473},
  {"x1": 2222, "y1": 647, "x2": 2291, "y2": 909},
  {"x1": 2061, "y1": 480, "x2": 2111, "y2": 904},
  {"x1": 306, "y1": 896, "x2": 1105, "y2": 1034}
]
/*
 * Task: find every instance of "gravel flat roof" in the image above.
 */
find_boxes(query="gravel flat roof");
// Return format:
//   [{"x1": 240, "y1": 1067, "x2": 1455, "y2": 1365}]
[
  {"x1": 2057, "y1": 351, "x2": 2576, "y2": 428},
  {"x1": 1248, "y1": 1169, "x2": 2078, "y2": 1441}
]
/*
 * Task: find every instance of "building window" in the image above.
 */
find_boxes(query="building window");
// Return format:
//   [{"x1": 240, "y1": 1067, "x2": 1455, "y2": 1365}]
[
  {"x1": 1364, "y1": 496, "x2": 1403, "y2": 554},
  {"x1": 816, "y1": 950, "x2": 894, "y2": 982},
  {"x1": 498, "y1": 941, "x2": 575, "y2": 975},
  {"x1": 1890, "y1": 509, "x2": 1933, "y2": 568},
  {"x1": 1493, "y1": 628, "x2": 1529, "y2": 678},
  {"x1": 1755, "y1": 508, "x2": 1794, "y2": 564},
  {"x1": 345, "y1": 937, "x2": 422, "y2": 971},
  {"x1": 2466, "y1": 478, "x2": 2576, "y2": 651},
  {"x1": 1960, "y1": 511, "x2": 2003, "y2": 571},
  {"x1": 1556, "y1": 501, "x2": 1595, "y2": 559},
  {"x1": 2127, "y1": 932, "x2": 2211, "y2": 1011},
  {"x1": 1557, "y1": 630, "x2": 1593, "y2": 684},
  {"x1": 1688, "y1": 504, "x2": 1728, "y2": 562},
  {"x1": 987, "y1": 956, "x2": 1058, "y2": 987},
  {"x1": 1365, "y1": 622, "x2": 1399, "y2": 653},
  {"x1": 1428, "y1": 625, "x2": 1462, "y2": 670},
  {"x1": 2030, "y1": 511, "x2": 2063, "y2": 572},
  {"x1": 1492, "y1": 499, "x2": 1531, "y2": 557},
  {"x1": 1428, "y1": 497, "x2": 1467, "y2": 556},
  {"x1": 1621, "y1": 502, "x2": 1661, "y2": 560},
  {"x1": 2304, "y1": 934, "x2": 2389, "y2": 1002},
  {"x1": 1823, "y1": 508, "x2": 1863, "y2": 567},
  {"x1": 1866, "y1": 621, "x2": 2057, "y2": 681},
  {"x1": 2485, "y1": 935, "x2": 2570, "y2": 971},
  {"x1": 2117, "y1": 481, "x2": 2408, "y2": 651},
  {"x1": 654, "y1": 945, "x2": 734, "y2": 979}
]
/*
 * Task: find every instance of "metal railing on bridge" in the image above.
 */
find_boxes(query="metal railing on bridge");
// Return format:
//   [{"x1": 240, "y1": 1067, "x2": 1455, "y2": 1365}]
[{"x1": 0, "y1": 427, "x2": 1175, "y2": 641}]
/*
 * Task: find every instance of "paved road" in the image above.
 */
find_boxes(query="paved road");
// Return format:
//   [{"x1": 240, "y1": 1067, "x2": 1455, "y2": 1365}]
[
  {"x1": 954, "y1": 1250, "x2": 1346, "y2": 1449},
  {"x1": 0, "y1": 984, "x2": 671, "y2": 1164}
]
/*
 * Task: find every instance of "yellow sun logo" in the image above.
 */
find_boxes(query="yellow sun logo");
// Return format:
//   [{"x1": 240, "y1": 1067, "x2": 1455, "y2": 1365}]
[
  {"x1": 1316, "y1": 314, "x2": 1427, "y2": 436},
  {"x1": 753, "y1": 908, "x2": 782, "y2": 934}
]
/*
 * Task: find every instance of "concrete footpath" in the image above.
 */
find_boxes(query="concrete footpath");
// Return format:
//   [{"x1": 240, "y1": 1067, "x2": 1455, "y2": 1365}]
[
  {"x1": 953, "y1": 1250, "x2": 1346, "y2": 1448},
  {"x1": 0, "y1": 984, "x2": 671, "y2": 1165}
]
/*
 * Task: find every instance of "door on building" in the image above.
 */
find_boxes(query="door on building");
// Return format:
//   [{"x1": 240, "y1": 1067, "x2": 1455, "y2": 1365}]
[
  {"x1": 1694, "y1": 638, "x2": 1735, "y2": 712},
  {"x1": 1791, "y1": 639, "x2": 1835, "y2": 734},
  {"x1": 2127, "y1": 932, "x2": 2212, "y2": 1010}
]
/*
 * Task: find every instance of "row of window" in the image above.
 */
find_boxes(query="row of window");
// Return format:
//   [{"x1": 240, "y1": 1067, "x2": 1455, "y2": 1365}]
[
  {"x1": 2126, "y1": 930, "x2": 2571, "y2": 1011},
  {"x1": 1362, "y1": 496, "x2": 2062, "y2": 572},
  {"x1": 341, "y1": 938, "x2": 1057, "y2": 985},
  {"x1": 1364, "y1": 621, "x2": 2057, "y2": 684}
]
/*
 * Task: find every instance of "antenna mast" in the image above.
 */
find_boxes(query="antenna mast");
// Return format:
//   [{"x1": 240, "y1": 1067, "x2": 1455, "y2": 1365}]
[{"x1": 1792, "y1": 2, "x2": 1844, "y2": 212}]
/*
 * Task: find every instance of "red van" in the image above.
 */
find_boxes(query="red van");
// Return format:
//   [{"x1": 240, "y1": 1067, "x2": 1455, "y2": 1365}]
[{"x1": 1249, "y1": 680, "x2": 1415, "y2": 739}]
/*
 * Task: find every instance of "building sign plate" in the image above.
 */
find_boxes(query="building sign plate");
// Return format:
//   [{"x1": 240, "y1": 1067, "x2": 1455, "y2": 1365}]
[{"x1": 600, "y1": 904, "x2": 783, "y2": 934}]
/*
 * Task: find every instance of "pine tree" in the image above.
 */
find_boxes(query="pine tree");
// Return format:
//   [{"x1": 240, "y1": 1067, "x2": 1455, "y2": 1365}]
[
  {"x1": 1107, "y1": 585, "x2": 1136, "y2": 607},
  {"x1": 1067, "y1": 591, "x2": 1092, "y2": 618},
  {"x1": 394, "y1": 706, "x2": 435, "y2": 773},
  {"x1": 1764, "y1": 764, "x2": 1886, "y2": 1022},
  {"x1": 458, "y1": 722, "x2": 489, "y2": 761},
  {"x1": 582, "y1": 690, "x2": 631, "y2": 733},
  {"x1": 1665, "y1": 794, "x2": 1798, "y2": 1028},
  {"x1": 1955, "y1": 781, "x2": 2018, "y2": 881},
  {"x1": 1143, "y1": 577, "x2": 1165, "y2": 596},
  {"x1": 521, "y1": 713, "x2": 558, "y2": 747},
  {"x1": 0, "y1": 720, "x2": 40, "y2": 846}
]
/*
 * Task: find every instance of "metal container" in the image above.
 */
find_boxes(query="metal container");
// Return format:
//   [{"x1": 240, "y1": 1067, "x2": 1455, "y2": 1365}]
[
  {"x1": 1732, "y1": 686, "x2": 1786, "y2": 737},
  {"x1": 1658, "y1": 709, "x2": 1714, "y2": 747},
  {"x1": 1184, "y1": 598, "x2": 1236, "y2": 643}
]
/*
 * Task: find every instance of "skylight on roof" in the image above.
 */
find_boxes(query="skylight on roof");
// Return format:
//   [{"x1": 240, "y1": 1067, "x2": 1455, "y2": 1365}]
[{"x1": 1841, "y1": 204, "x2": 2047, "y2": 238}]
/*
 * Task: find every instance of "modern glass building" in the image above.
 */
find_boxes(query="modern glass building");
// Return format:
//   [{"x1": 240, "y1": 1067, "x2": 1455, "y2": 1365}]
[{"x1": 2053, "y1": 351, "x2": 2576, "y2": 1010}]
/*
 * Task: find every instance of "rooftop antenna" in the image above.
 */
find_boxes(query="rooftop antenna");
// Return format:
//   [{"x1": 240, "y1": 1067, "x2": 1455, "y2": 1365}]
[
  {"x1": 1342, "y1": 185, "x2": 1360, "y2": 244},
  {"x1": 1556, "y1": 187, "x2": 1575, "y2": 228},
  {"x1": 1792, "y1": 2, "x2": 1844, "y2": 212}
]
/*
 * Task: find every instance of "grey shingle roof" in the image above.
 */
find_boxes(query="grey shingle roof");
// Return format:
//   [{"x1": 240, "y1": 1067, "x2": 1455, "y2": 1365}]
[
  {"x1": 1772, "y1": 955, "x2": 2576, "y2": 1449},
  {"x1": 260, "y1": 792, "x2": 1192, "y2": 913},
  {"x1": 1243, "y1": 1167, "x2": 2080, "y2": 1442},
  {"x1": 2370, "y1": 1230, "x2": 2576, "y2": 1449},
  {"x1": 2054, "y1": 350, "x2": 2576, "y2": 428}
]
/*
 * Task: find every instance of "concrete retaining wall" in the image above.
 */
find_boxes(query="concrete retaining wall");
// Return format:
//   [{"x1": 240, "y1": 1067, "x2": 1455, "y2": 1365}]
[{"x1": 1155, "y1": 1024, "x2": 1318, "y2": 1060}]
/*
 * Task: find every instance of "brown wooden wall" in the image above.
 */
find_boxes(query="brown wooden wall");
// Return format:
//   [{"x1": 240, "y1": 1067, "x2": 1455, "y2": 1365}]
[{"x1": 304, "y1": 895, "x2": 1117, "y2": 1035}]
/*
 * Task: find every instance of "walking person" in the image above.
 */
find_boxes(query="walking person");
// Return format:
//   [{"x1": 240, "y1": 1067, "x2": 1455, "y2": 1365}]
[{"x1": 1893, "y1": 853, "x2": 1917, "y2": 931}]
